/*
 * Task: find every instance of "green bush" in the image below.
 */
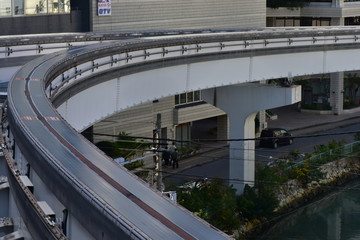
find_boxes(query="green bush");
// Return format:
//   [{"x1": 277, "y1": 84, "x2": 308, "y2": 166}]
[
  {"x1": 96, "y1": 141, "x2": 122, "y2": 158},
  {"x1": 237, "y1": 184, "x2": 279, "y2": 220},
  {"x1": 301, "y1": 104, "x2": 331, "y2": 110},
  {"x1": 96, "y1": 131, "x2": 152, "y2": 160},
  {"x1": 177, "y1": 179, "x2": 239, "y2": 234},
  {"x1": 123, "y1": 160, "x2": 144, "y2": 170},
  {"x1": 292, "y1": 161, "x2": 324, "y2": 186}
]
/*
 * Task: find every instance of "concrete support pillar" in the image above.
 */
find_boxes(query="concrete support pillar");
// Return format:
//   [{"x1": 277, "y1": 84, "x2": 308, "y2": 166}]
[
  {"x1": 217, "y1": 115, "x2": 229, "y2": 141},
  {"x1": 331, "y1": 0, "x2": 344, "y2": 26},
  {"x1": 331, "y1": 17, "x2": 345, "y2": 26},
  {"x1": 202, "y1": 83, "x2": 301, "y2": 194},
  {"x1": 332, "y1": 0, "x2": 344, "y2": 7},
  {"x1": 227, "y1": 112, "x2": 257, "y2": 193},
  {"x1": 258, "y1": 110, "x2": 267, "y2": 134},
  {"x1": 330, "y1": 72, "x2": 344, "y2": 115}
]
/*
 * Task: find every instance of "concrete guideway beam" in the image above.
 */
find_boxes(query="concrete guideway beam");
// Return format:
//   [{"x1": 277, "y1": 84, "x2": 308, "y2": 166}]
[
  {"x1": 0, "y1": 217, "x2": 13, "y2": 231},
  {"x1": 203, "y1": 83, "x2": 302, "y2": 194},
  {"x1": 0, "y1": 182, "x2": 9, "y2": 190},
  {"x1": 0, "y1": 176, "x2": 8, "y2": 190},
  {"x1": 0, "y1": 230, "x2": 23, "y2": 240}
]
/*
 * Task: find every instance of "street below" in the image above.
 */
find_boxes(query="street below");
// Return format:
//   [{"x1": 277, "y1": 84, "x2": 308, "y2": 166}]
[{"x1": 164, "y1": 123, "x2": 360, "y2": 186}]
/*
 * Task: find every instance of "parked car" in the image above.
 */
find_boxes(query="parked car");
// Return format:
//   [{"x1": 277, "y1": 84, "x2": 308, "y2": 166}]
[{"x1": 259, "y1": 128, "x2": 293, "y2": 148}]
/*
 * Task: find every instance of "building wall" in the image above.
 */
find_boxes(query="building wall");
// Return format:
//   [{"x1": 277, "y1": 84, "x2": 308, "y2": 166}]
[
  {"x1": 93, "y1": 96, "x2": 175, "y2": 143},
  {"x1": 0, "y1": 11, "x2": 84, "y2": 35},
  {"x1": 91, "y1": 0, "x2": 266, "y2": 32},
  {"x1": 92, "y1": 96, "x2": 225, "y2": 145},
  {"x1": 266, "y1": 0, "x2": 360, "y2": 27}
]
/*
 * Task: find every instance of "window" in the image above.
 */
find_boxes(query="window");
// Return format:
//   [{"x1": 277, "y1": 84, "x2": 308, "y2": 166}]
[
  {"x1": 275, "y1": 17, "x2": 301, "y2": 27},
  {"x1": 175, "y1": 90, "x2": 201, "y2": 106},
  {"x1": 345, "y1": 16, "x2": 360, "y2": 25},
  {"x1": 0, "y1": 0, "x2": 12, "y2": 16},
  {"x1": 25, "y1": 0, "x2": 47, "y2": 14},
  {"x1": 14, "y1": 0, "x2": 24, "y2": 15},
  {"x1": 0, "y1": 0, "x2": 69, "y2": 16}
]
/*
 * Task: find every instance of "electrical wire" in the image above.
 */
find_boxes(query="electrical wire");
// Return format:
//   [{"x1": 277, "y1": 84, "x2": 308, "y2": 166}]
[
  {"x1": 86, "y1": 130, "x2": 360, "y2": 143},
  {"x1": 151, "y1": 167, "x2": 360, "y2": 192}
]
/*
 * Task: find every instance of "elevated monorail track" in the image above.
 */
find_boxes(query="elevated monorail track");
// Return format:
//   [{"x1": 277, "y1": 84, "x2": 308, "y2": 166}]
[{"x1": 4, "y1": 27, "x2": 360, "y2": 239}]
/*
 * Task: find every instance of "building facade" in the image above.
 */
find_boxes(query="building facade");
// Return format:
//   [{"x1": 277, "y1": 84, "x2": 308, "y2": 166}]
[
  {"x1": 267, "y1": 0, "x2": 360, "y2": 115},
  {"x1": 0, "y1": 0, "x2": 86, "y2": 35},
  {"x1": 90, "y1": 0, "x2": 266, "y2": 32},
  {"x1": 267, "y1": 0, "x2": 360, "y2": 27}
]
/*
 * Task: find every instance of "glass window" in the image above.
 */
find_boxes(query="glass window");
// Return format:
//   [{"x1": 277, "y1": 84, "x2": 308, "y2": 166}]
[
  {"x1": 175, "y1": 91, "x2": 201, "y2": 106},
  {"x1": 321, "y1": 19, "x2": 330, "y2": 26},
  {"x1": 26, "y1": 0, "x2": 48, "y2": 14},
  {"x1": 285, "y1": 18, "x2": 293, "y2": 27},
  {"x1": 187, "y1": 92, "x2": 194, "y2": 102},
  {"x1": 48, "y1": 0, "x2": 59, "y2": 13},
  {"x1": 15, "y1": 0, "x2": 24, "y2": 15},
  {"x1": 59, "y1": 0, "x2": 70, "y2": 13},
  {"x1": 194, "y1": 91, "x2": 200, "y2": 101},
  {"x1": 275, "y1": 18, "x2": 285, "y2": 27},
  {"x1": 294, "y1": 18, "x2": 300, "y2": 26},
  {"x1": 180, "y1": 93, "x2": 186, "y2": 104},
  {"x1": 0, "y1": 0, "x2": 12, "y2": 16}
]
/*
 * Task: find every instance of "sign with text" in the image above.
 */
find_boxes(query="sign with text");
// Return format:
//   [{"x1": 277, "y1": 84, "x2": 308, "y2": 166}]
[{"x1": 98, "y1": 0, "x2": 111, "y2": 16}]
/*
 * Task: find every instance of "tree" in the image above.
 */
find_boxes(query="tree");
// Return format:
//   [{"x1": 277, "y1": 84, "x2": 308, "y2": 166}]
[
  {"x1": 96, "y1": 132, "x2": 151, "y2": 160},
  {"x1": 96, "y1": 140, "x2": 121, "y2": 158},
  {"x1": 177, "y1": 179, "x2": 239, "y2": 234}
]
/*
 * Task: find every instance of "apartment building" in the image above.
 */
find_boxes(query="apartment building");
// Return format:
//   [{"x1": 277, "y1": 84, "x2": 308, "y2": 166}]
[
  {"x1": 267, "y1": 0, "x2": 360, "y2": 115},
  {"x1": 267, "y1": 0, "x2": 360, "y2": 27}
]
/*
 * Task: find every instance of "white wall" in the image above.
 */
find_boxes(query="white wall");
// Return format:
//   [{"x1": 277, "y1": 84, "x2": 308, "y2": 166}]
[{"x1": 91, "y1": 0, "x2": 266, "y2": 31}]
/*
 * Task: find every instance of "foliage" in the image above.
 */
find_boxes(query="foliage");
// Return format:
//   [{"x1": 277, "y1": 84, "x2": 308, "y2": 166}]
[
  {"x1": 176, "y1": 139, "x2": 352, "y2": 235},
  {"x1": 343, "y1": 98, "x2": 358, "y2": 109},
  {"x1": 237, "y1": 184, "x2": 279, "y2": 220},
  {"x1": 134, "y1": 170, "x2": 150, "y2": 180},
  {"x1": 177, "y1": 143, "x2": 201, "y2": 158},
  {"x1": 311, "y1": 140, "x2": 345, "y2": 164},
  {"x1": 267, "y1": 0, "x2": 310, "y2": 9},
  {"x1": 123, "y1": 160, "x2": 144, "y2": 170},
  {"x1": 237, "y1": 164, "x2": 281, "y2": 221},
  {"x1": 288, "y1": 149, "x2": 301, "y2": 160},
  {"x1": 96, "y1": 131, "x2": 152, "y2": 160},
  {"x1": 96, "y1": 140, "x2": 122, "y2": 158},
  {"x1": 354, "y1": 133, "x2": 360, "y2": 141},
  {"x1": 292, "y1": 161, "x2": 324, "y2": 185},
  {"x1": 344, "y1": 73, "x2": 360, "y2": 108},
  {"x1": 177, "y1": 179, "x2": 239, "y2": 234}
]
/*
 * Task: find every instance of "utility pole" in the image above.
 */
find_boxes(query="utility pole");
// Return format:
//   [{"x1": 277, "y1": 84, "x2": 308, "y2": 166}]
[{"x1": 155, "y1": 114, "x2": 164, "y2": 192}]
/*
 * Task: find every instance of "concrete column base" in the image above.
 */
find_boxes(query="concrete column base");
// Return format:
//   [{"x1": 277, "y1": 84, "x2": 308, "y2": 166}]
[{"x1": 203, "y1": 83, "x2": 301, "y2": 194}]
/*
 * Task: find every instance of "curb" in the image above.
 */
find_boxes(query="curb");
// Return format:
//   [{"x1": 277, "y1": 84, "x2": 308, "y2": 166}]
[{"x1": 289, "y1": 116, "x2": 360, "y2": 136}]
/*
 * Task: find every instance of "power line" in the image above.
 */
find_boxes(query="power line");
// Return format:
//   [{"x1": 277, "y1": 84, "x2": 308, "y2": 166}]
[
  {"x1": 87, "y1": 130, "x2": 360, "y2": 143},
  {"x1": 87, "y1": 130, "x2": 359, "y2": 155},
  {"x1": 155, "y1": 168, "x2": 360, "y2": 192}
]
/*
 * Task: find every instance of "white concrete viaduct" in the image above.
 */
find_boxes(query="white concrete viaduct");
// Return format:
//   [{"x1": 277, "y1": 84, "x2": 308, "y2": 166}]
[{"x1": 2, "y1": 27, "x2": 360, "y2": 238}]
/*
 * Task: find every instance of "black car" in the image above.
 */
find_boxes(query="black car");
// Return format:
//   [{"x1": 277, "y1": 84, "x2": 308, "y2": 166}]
[{"x1": 259, "y1": 128, "x2": 293, "y2": 148}]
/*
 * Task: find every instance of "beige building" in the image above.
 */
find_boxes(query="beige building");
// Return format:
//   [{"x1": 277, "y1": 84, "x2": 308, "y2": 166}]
[
  {"x1": 91, "y1": 0, "x2": 266, "y2": 31},
  {"x1": 92, "y1": 0, "x2": 267, "y2": 147},
  {"x1": 93, "y1": 93, "x2": 228, "y2": 149},
  {"x1": 267, "y1": 0, "x2": 360, "y2": 27}
]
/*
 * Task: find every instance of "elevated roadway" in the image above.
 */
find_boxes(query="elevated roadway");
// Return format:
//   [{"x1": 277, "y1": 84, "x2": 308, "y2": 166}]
[{"x1": 3, "y1": 27, "x2": 360, "y2": 239}]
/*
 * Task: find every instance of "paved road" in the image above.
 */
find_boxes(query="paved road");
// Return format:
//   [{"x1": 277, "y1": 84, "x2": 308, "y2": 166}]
[{"x1": 163, "y1": 104, "x2": 360, "y2": 187}]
